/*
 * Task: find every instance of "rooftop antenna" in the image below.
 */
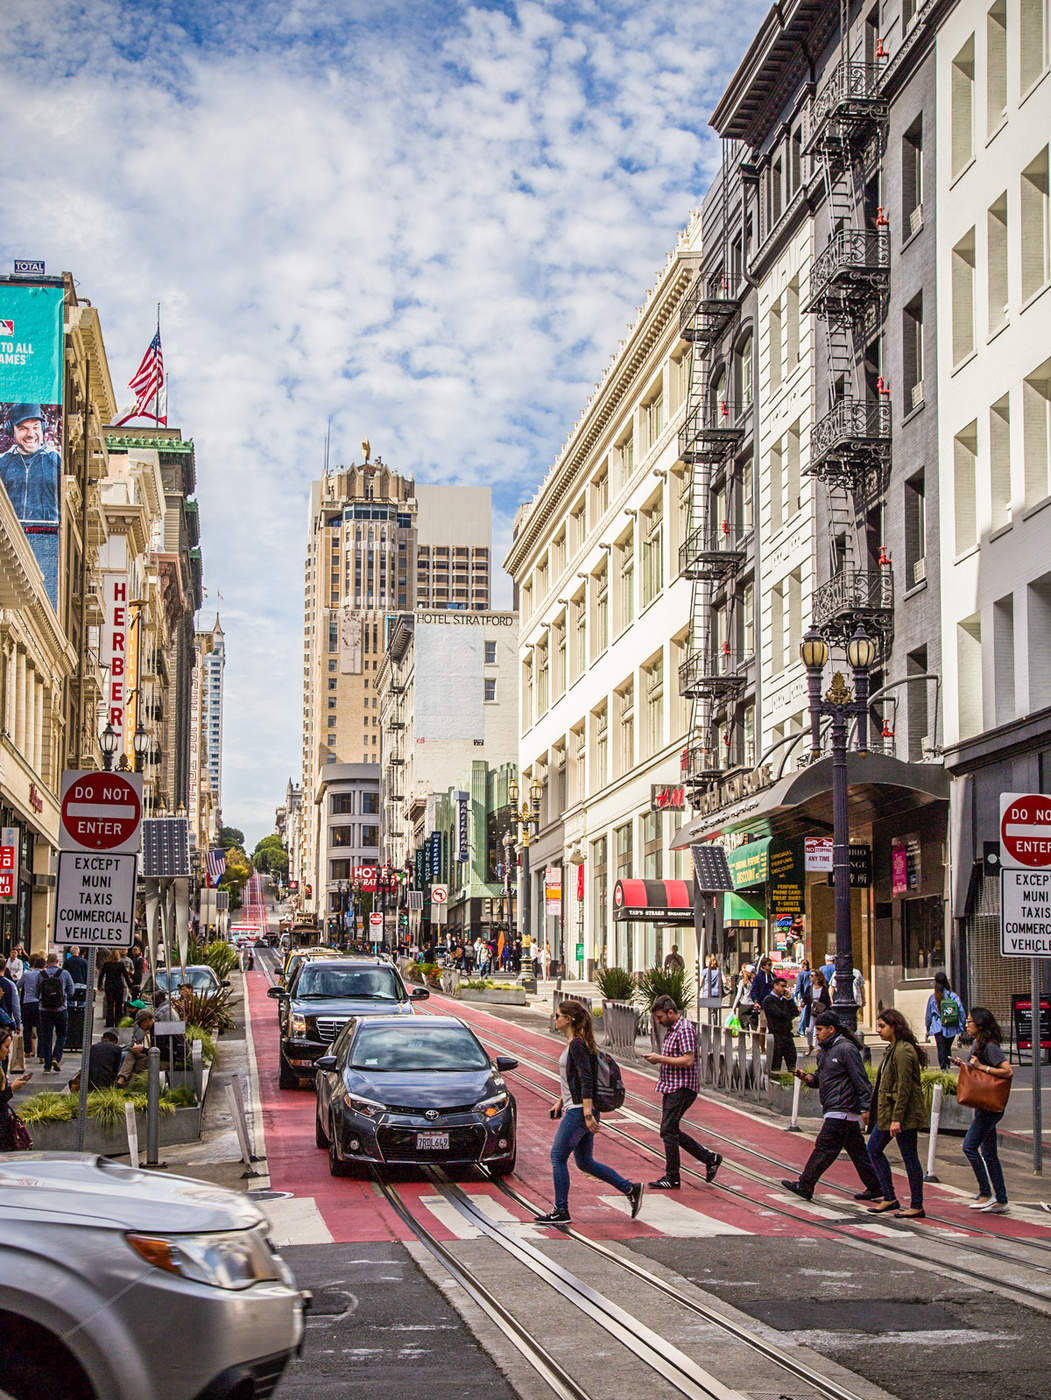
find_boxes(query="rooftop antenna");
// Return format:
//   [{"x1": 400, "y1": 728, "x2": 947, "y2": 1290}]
[{"x1": 323, "y1": 415, "x2": 332, "y2": 475}]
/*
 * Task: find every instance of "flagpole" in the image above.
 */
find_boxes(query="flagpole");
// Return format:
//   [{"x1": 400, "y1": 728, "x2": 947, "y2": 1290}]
[{"x1": 154, "y1": 302, "x2": 161, "y2": 427}]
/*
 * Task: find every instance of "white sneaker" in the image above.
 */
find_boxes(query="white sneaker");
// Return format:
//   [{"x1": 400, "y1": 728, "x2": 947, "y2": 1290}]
[
  {"x1": 978, "y1": 1201, "x2": 1009, "y2": 1214},
  {"x1": 968, "y1": 1196, "x2": 993, "y2": 1209}
]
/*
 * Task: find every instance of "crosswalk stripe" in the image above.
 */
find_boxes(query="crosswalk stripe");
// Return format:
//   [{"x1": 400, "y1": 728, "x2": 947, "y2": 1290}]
[{"x1": 600, "y1": 1193, "x2": 751, "y2": 1236}]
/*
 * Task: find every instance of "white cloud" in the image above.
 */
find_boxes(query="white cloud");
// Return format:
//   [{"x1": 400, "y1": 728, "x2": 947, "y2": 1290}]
[{"x1": 1, "y1": 0, "x2": 767, "y2": 846}]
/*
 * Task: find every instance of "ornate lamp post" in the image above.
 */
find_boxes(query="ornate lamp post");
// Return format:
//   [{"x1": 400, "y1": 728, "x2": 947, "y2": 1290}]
[
  {"x1": 99, "y1": 722, "x2": 119, "y2": 772},
  {"x1": 508, "y1": 777, "x2": 543, "y2": 989},
  {"x1": 132, "y1": 721, "x2": 149, "y2": 774},
  {"x1": 800, "y1": 622, "x2": 878, "y2": 1030}
]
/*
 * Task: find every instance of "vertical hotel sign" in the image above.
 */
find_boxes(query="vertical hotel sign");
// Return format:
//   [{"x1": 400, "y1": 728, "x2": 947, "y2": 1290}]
[
  {"x1": 101, "y1": 574, "x2": 130, "y2": 753},
  {"x1": 0, "y1": 282, "x2": 64, "y2": 608},
  {"x1": 0, "y1": 827, "x2": 19, "y2": 905}
]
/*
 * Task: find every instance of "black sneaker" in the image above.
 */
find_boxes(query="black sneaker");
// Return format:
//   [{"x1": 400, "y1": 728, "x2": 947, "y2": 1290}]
[
  {"x1": 781, "y1": 1178, "x2": 813, "y2": 1201},
  {"x1": 853, "y1": 1187, "x2": 882, "y2": 1201},
  {"x1": 649, "y1": 1176, "x2": 680, "y2": 1190},
  {"x1": 534, "y1": 1207, "x2": 571, "y2": 1226},
  {"x1": 705, "y1": 1153, "x2": 723, "y2": 1184},
  {"x1": 627, "y1": 1182, "x2": 644, "y2": 1218}
]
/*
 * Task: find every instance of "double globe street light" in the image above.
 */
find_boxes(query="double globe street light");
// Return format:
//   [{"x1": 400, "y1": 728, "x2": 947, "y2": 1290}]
[
  {"x1": 507, "y1": 777, "x2": 542, "y2": 989},
  {"x1": 799, "y1": 622, "x2": 878, "y2": 1032}
]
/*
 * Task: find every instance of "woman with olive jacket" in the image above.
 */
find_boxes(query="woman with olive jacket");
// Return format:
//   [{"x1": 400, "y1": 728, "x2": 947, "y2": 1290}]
[{"x1": 865, "y1": 1009, "x2": 928, "y2": 1218}]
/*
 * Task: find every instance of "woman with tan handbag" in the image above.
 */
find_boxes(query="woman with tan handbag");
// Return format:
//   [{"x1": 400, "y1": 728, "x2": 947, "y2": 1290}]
[{"x1": 953, "y1": 1007, "x2": 1013, "y2": 1214}]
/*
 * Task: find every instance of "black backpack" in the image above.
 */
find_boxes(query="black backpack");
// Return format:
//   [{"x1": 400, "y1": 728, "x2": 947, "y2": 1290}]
[
  {"x1": 38, "y1": 970, "x2": 65, "y2": 1010},
  {"x1": 593, "y1": 1050, "x2": 626, "y2": 1112}
]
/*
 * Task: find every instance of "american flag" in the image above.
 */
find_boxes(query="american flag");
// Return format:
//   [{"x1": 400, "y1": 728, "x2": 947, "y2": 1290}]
[
  {"x1": 113, "y1": 331, "x2": 167, "y2": 427},
  {"x1": 206, "y1": 848, "x2": 227, "y2": 888}
]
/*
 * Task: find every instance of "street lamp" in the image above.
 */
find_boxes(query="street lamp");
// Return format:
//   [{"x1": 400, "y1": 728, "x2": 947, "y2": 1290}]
[
  {"x1": 800, "y1": 622, "x2": 876, "y2": 1031},
  {"x1": 506, "y1": 777, "x2": 543, "y2": 988},
  {"x1": 99, "y1": 722, "x2": 119, "y2": 772},
  {"x1": 132, "y1": 721, "x2": 149, "y2": 774},
  {"x1": 337, "y1": 879, "x2": 348, "y2": 948}
]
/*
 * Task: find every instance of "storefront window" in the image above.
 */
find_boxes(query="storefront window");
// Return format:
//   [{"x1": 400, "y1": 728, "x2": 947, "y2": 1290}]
[
  {"x1": 591, "y1": 836, "x2": 607, "y2": 967},
  {"x1": 642, "y1": 812, "x2": 662, "y2": 879},
  {"x1": 615, "y1": 823, "x2": 633, "y2": 971},
  {"x1": 902, "y1": 895, "x2": 946, "y2": 977}
]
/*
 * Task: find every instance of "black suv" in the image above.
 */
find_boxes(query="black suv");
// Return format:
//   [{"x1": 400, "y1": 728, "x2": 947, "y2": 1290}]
[{"x1": 269, "y1": 956, "x2": 428, "y2": 1088}]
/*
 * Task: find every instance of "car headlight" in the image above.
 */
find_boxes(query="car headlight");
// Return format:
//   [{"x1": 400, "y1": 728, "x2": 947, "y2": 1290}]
[
  {"x1": 343, "y1": 1093, "x2": 385, "y2": 1117},
  {"x1": 126, "y1": 1226, "x2": 285, "y2": 1291},
  {"x1": 290, "y1": 1014, "x2": 307, "y2": 1037},
  {"x1": 475, "y1": 1092, "x2": 509, "y2": 1118}
]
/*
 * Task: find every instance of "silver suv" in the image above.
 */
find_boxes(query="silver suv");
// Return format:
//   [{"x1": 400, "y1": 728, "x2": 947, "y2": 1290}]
[{"x1": 0, "y1": 1153, "x2": 306, "y2": 1399}]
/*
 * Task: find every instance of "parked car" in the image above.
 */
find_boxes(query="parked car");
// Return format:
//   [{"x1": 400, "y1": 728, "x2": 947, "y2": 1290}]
[
  {"x1": 146, "y1": 964, "x2": 226, "y2": 997},
  {"x1": 0, "y1": 1152, "x2": 307, "y2": 1399},
  {"x1": 315, "y1": 1015, "x2": 518, "y2": 1177},
  {"x1": 269, "y1": 957, "x2": 427, "y2": 1088}
]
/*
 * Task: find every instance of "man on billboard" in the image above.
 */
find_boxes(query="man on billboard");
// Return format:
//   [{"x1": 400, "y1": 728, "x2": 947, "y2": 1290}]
[{"x1": 0, "y1": 401, "x2": 60, "y2": 523}]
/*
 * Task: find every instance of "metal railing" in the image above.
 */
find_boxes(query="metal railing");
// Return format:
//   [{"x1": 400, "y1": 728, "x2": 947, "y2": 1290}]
[
  {"x1": 808, "y1": 228, "x2": 889, "y2": 309},
  {"x1": 678, "y1": 648, "x2": 745, "y2": 696},
  {"x1": 812, "y1": 568, "x2": 894, "y2": 629},
  {"x1": 805, "y1": 60, "x2": 885, "y2": 148},
  {"x1": 678, "y1": 522, "x2": 746, "y2": 577},
  {"x1": 811, "y1": 397, "x2": 891, "y2": 463}
]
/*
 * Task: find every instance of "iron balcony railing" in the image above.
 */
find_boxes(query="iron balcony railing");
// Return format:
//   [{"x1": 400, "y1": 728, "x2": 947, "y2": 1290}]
[
  {"x1": 679, "y1": 522, "x2": 747, "y2": 578},
  {"x1": 804, "y1": 61, "x2": 887, "y2": 150},
  {"x1": 678, "y1": 648, "x2": 746, "y2": 698},
  {"x1": 679, "y1": 277, "x2": 740, "y2": 344},
  {"x1": 810, "y1": 398, "x2": 891, "y2": 468},
  {"x1": 806, "y1": 228, "x2": 890, "y2": 313},
  {"x1": 812, "y1": 569, "x2": 894, "y2": 630},
  {"x1": 678, "y1": 400, "x2": 749, "y2": 462}
]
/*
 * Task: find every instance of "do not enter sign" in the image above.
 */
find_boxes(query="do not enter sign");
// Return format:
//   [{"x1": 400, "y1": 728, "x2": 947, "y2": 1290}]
[
  {"x1": 60, "y1": 770, "x2": 143, "y2": 855},
  {"x1": 1000, "y1": 792, "x2": 1051, "y2": 868}
]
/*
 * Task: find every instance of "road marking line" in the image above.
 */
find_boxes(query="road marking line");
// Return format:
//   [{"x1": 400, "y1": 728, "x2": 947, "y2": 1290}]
[
  {"x1": 262, "y1": 1195, "x2": 335, "y2": 1246},
  {"x1": 599, "y1": 1193, "x2": 751, "y2": 1236}
]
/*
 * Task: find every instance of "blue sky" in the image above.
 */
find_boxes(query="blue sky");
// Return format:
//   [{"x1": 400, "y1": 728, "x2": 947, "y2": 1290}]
[{"x1": 1, "y1": 0, "x2": 767, "y2": 847}]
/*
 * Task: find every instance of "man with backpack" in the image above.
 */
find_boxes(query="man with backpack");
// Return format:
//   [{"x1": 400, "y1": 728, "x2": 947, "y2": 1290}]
[
  {"x1": 643, "y1": 995, "x2": 722, "y2": 1189},
  {"x1": 36, "y1": 953, "x2": 75, "y2": 1073}
]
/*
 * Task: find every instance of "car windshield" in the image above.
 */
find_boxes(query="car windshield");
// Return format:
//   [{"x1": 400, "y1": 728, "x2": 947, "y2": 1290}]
[
  {"x1": 156, "y1": 968, "x2": 215, "y2": 991},
  {"x1": 296, "y1": 966, "x2": 403, "y2": 1001},
  {"x1": 348, "y1": 1023, "x2": 488, "y2": 1071}
]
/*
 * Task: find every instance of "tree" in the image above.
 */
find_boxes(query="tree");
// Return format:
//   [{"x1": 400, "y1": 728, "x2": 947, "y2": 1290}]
[
  {"x1": 219, "y1": 845, "x2": 252, "y2": 911},
  {"x1": 220, "y1": 826, "x2": 245, "y2": 850},
  {"x1": 253, "y1": 833, "x2": 288, "y2": 877}
]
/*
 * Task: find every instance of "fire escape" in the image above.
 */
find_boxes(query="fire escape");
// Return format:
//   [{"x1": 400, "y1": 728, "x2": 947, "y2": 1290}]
[
  {"x1": 677, "y1": 257, "x2": 748, "y2": 789},
  {"x1": 803, "y1": 55, "x2": 893, "y2": 646}
]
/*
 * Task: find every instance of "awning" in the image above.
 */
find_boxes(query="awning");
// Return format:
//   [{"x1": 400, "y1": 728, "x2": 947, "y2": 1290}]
[
  {"x1": 613, "y1": 878, "x2": 695, "y2": 924},
  {"x1": 726, "y1": 837, "x2": 771, "y2": 888},
  {"x1": 725, "y1": 890, "x2": 765, "y2": 924},
  {"x1": 671, "y1": 754, "x2": 950, "y2": 849}
]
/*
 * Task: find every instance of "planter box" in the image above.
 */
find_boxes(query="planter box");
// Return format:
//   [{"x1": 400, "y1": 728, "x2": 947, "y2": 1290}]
[
  {"x1": 25, "y1": 1103, "x2": 204, "y2": 1155},
  {"x1": 459, "y1": 987, "x2": 528, "y2": 1006},
  {"x1": 765, "y1": 1079, "x2": 970, "y2": 1133}
]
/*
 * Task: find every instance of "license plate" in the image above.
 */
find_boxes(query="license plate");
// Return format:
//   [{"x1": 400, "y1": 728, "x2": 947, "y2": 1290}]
[{"x1": 416, "y1": 1132, "x2": 449, "y2": 1151}]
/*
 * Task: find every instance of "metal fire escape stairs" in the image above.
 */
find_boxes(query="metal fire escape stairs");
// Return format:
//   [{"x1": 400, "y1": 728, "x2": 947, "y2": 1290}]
[{"x1": 803, "y1": 44, "x2": 893, "y2": 650}]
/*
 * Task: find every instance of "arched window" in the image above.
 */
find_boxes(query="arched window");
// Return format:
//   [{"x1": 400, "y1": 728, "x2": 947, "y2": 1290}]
[
  {"x1": 735, "y1": 334, "x2": 753, "y2": 407},
  {"x1": 710, "y1": 367, "x2": 727, "y2": 416}
]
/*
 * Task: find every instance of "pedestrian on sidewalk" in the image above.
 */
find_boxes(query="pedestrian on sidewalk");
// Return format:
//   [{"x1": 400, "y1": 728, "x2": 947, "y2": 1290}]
[
  {"x1": 732, "y1": 964, "x2": 758, "y2": 1030},
  {"x1": 954, "y1": 1008, "x2": 1013, "y2": 1214},
  {"x1": 762, "y1": 976, "x2": 799, "y2": 1071},
  {"x1": 664, "y1": 945, "x2": 685, "y2": 973},
  {"x1": 864, "y1": 1009, "x2": 927, "y2": 1218},
  {"x1": 643, "y1": 994, "x2": 722, "y2": 1189},
  {"x1": 925, "y1": 972, "x2": 965, "y2": 1070},
  {"x1": 98, "y1": 949, "x2": 132, "y2": 1028},
  {"x1": 805, "y1": 971, "x2": 832, "y2": 1050},
  {"x1": 36, "y1": 954, "x2": 75, "y2": 1074},
  {"x1": 751, "y1": 956, "x2": 775, "y2": 1013},
  {"x1": 781, "y1": 1011, "x2": 881, "y2": 1203},
  {"x1": 534, "y1": 999, "x2": 643, "y2": 1226},
  {"x1": 794, "y1": 960, "x2": 813, "y2": 1042},
  {"x1": 17, "y1": 954, "x2": 44, "y2": 1056},
  {"x1": 0, "y1": 1028, "x2": 33, "y2": 1150}
]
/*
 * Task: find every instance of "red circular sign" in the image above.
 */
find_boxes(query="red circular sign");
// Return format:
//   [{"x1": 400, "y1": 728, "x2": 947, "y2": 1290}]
[
  {"x1": 1001, "y1": 793, "x2": 1051, "y2": 868},
  {"x1": 61, "y1": 772, "x2": 141, "y2": 850}
]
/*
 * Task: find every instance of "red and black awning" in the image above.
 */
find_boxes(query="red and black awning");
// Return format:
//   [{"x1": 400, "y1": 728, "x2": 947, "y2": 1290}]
[{"x1": 612, "y1": 878, "x2": 695, "y2": 924}]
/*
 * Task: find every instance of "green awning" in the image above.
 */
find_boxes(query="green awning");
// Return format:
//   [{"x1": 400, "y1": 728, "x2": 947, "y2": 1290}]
[
  {"x1": 726, "y1": 837, "x2": 771, "y2": 889},
  {"x1": 724, "y1": 890, "x2": 765, "y2": 924}
]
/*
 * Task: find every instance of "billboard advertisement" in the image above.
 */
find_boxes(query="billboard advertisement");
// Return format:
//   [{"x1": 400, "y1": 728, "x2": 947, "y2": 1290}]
[{"x1": 0, "y1": 283, "x2": 64, "y2": 607}]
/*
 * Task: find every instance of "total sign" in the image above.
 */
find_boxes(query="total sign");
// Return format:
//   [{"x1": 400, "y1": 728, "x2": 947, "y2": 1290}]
[{"x1": 999, "y1": 792, "x2": 1051, "y2": 957}]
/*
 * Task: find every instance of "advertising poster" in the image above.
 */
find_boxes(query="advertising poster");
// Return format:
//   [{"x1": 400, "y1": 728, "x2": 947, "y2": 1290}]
[
  {"x1": 0, "y1": 826, "x2": 19, "y2": 905},
  {"x1": 0, "y1": 283, "x2": 64, "y2": 607}
]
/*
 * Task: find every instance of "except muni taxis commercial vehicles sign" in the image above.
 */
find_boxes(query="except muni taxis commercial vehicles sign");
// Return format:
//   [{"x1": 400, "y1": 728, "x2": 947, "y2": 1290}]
[
  {"x1": 999, "y1": 792, "x2": 1051, "y2": 956},
  {"x1": 54, "y1": 852, "x2": 138, "y2": 947}
]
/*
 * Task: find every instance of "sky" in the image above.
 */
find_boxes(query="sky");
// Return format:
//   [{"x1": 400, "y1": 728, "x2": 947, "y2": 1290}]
[{"x1": 1, "y1": 0, "x2": 767, "y2": 849}]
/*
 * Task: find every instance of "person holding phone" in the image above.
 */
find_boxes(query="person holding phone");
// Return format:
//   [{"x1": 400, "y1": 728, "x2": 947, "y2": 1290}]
[
  {"x1": 0, "y1": 1028, "x2": 32, "y2": 1150},
  {"x1": 954, "y1": 1008, "x2": 1013, "y2": 1214}
]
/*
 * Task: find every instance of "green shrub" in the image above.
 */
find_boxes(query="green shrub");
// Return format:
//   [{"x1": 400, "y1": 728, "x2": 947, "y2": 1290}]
[
  {"x1": 203, "y1": 940, "x2": 239, "y2": 978},
  {"x1": 635, "y1": 964, "x2": 694, "y2": 1013},
  {"x1": 179, "y1": 987, "x2": 233, "y2": 1034},
  {"x1": 17, "y1": 1091, "x2": 77, "y2": 1125},
  {"x1": 596, "y1": 966, "x2": 635, "y2": 1001},
  {"x1": 186, "y1": 1025, "x2": 217, "y2": 1064}
]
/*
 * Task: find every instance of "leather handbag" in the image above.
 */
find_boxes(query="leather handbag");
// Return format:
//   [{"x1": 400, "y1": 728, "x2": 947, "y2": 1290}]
[{"x1": 956, "y1": 1060, "x2": 1012, "y2": 1113}]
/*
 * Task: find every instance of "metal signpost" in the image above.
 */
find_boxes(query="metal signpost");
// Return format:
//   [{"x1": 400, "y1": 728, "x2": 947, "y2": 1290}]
[
  {"x1": 999, "y1": 792, "x2": 1051, "y2": 1175},
  {"x1": 58, "y1": 770, "x2": 143, "y2": 1151}
]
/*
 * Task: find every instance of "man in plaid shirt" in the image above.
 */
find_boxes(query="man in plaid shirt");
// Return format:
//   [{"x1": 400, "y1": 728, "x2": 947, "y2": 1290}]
[{"x1": 643, "y1": 994, "x2": 722, "y2": 1188}]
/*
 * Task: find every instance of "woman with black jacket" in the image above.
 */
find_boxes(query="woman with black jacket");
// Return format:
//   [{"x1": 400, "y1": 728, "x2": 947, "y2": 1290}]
[
  {"x1": 534, "y1": 1000, "x2": 643, "y2": 1226},
  {"x1": 97, "y1": 950, "x2": 132, "y2": 1027}
]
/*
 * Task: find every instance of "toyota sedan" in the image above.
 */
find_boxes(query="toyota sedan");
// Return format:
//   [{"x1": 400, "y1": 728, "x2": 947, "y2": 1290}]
[{"x1": 314, "y1": 1016, "x2": 518, "y2": 1177}]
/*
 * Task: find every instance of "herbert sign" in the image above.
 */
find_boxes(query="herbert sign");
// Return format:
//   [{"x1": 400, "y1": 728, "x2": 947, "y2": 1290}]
[
  {"x1": 60, "y1": 770, "x2": 143, "y2": 854},
  {"x1": 54, "y1": 852, "x2": 137, "y2": 947}
]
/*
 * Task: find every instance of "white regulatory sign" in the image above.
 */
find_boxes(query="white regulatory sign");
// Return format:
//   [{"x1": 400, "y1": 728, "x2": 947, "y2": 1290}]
[
  {"x1": 1000, "y1": 868, "x2": 1051, "y2": 957},
  {"x1": 431, "y1": 884, "x2": 448, "y2": 905},
  {"x1": 54, "y1": 852, "x2": 138, "y2": 947}
]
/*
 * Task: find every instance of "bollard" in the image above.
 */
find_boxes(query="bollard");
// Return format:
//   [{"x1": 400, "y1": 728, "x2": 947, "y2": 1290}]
[
  {"x1": 125, "y1": 1100, "x2": 140, "y2": 1168},
  {"x1": 786, "y1": 1072, "x2": 803, "y2": 1131},
  {"x1": 225, "y1": 1079, "x2": 263, "y2": 1178},
  {"x1": 145, "y1": 1045, "x2": 162, "y2": 1167},
  {"x1": 191, "y1": 1038, "x2": 204, "y2": 1103},
  {"x1": 924, "y1": 1082, "x2": 943, "y2": 1182}
]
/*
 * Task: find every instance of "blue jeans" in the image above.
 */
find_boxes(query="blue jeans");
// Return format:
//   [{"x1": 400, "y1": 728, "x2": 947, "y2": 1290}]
[
  {"x1": 867, "y1": 1126, "x2": 924, "y2": 1208},
  {"x1": 962, "y1": 1108, "x2": 1007, "y2": 1203},
  {"x1": 38, "y1": 1008, "x2": 68, "y2": 1070},
  {"x1": 933, "y1": 1032, "x2": 955, "y2": 1070},
  {"x1": 550, "y1": 1107, "x2": 631, "y2": 1211}
]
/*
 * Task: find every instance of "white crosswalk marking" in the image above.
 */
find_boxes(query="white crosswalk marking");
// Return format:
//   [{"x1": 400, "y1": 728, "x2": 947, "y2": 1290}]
[
  {"x1": 770, "y1": 1193, "x2": 852, "y2": 1220},
  {"x1": 262, "y1": 1195, "x2": 334, "y2": 1246},
  {"x1": 418, "y1": 1192, "x2": 545, "y2": 1239},
  {"x1": 600, "y1": 1194, "x2": 750, "y2": 1236}
]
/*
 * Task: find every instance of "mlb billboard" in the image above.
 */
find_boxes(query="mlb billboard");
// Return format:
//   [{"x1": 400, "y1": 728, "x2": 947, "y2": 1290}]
[{"x1": 0, "y1": 283, "x2": 64, "y2": 607}]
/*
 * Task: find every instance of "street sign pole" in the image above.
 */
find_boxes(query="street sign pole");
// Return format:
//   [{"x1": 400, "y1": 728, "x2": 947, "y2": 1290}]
[
  {"x1": 1033, "y1": 957, "x2": 1043, "y2": 1177},
  {"x1": 74, "y1": 946, "x2": 96, "y2": 1151}
]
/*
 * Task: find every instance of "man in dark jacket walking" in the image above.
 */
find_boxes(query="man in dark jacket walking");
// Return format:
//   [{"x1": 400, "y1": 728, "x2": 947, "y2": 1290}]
[
  {"x1": 762, "y1": 976, "x2": 798, "y2": 1071},
  {"x1": 781, "y1": 1011, "x2": 880, "y2": 1201}
]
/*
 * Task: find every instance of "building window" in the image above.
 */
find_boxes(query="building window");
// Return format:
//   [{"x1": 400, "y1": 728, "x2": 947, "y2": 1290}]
[
  {"x1": 951, "y1": 231, "x2": 975, "y2": 365},
  {"x1": 786, "y1": 276, "x2": 800, "y2": 369},
  {"x1": 987, "y1": 1, "x2": 1008, "y2": 131},
  {"x1": 742, "y1": 580, "x2": 755, "y2": 657},
  {"x1": 361, "y1": 825, "x2": 379, "y2": 848},
  {"x1": 642, "y1": 391, "x2": 664, "y2": 452},
  {"x1": 1023, "y1": 357, "x2": 1051, "y2": 504},
  {"x1": 993, "y1": 593, "x2": 1016, "y2": 724},
  {"x1": 957, "y1": 613, "x2": 983, "y2": 736},
  {"x1": 1020, "y1": 0, "x2": 1049, "y2": 93},
  {"x1": 735, "y1": 334, "x2": 753, "y2": 407},
  {"x1": 669, "y1": 349, "x2": 690, "y2": 416},
  {"x1": 551, "y1": 530, "x2": 566, "y2": 579},
  {"x1": 950, "y1": 35, "x2": 975, "y2": 179},
  {"x1": 591, "y1": 701, "x2": 608, "y2": 792},
  {"x1": 484, "y1": 677, "x2": 497, "y2": 701},
  {"x1": 643, "y1": 652, "x2": 663, "y2": 757},
  {"x1": 484, "y1": 640, "x2": 497, "y2": 664},
  {"x1": 592, "y1": 561, "x2": 608, "y2": 659},
  {"x1": 570, "y1": 496, "x2": 587, "y2": 553},
  {"x1": 902, "y1": 114, "x2": 923, "y2": 237},
  {"x1": 987, "y1": 192, "x2": 1009, "y2": 333},
  {"x1": 1021, "y1": 147, "x2": 1050, "y2": 303},
  {"x1": 570, "y1": 722, "x2": 586, "y2": 804},
  {"x1": 641, "y1": 495, "x2": 663, "y2": 607},
  {"x1": 362, "y1": 791, "x2": 379, "y2": 814},
  {"x1": 571, "y1": 589, "x2": 586, "y2": 680},
  {"x1": 614, "y1": 527, "x2": 634, "y2": 635},
  {"x1": 615, "y1": 679, "x2": 634, "y2": 777},
  {"x1": 904, "y1": 470, "x2": 926, "y2": 587},
  {"x1": 903, "y1": 293, "x2": 924, "y2": 408},
  {"x1": 536, "y1": 640, "x2": 549, "y2": 714},
  {"x1": 902, "y1": 896, "x2": 945, "y2": 978},
  {"x1": 331, "y1": 825, "x2": 354, "y2": 847},
  {"x1": 521, "y1": 656, "x2": 533, "y2": 729},
  {"x1": 592, "y1": 467, "x2": 609, "y2": 520},
  {"x1": 614, "y1": 822, "x2": 632, "y2": 889},
  {"x1": 990, "y1": 394, "x2": 1012, "y2": 529},
  {"x1": 1028, "y1": 571, "x2": 1051, "y2": 707},
  {"x1": 331, "y1": 793, "x2": 355, "y2": 815},
  {"x1": 591, "y1": 835, "x2": 608, "y2": 964},
  {"x1": 553, "y1": 616, "x2": 566, "y2": 698},
  {"x1": 642, "y1": 811, "x2": 662, "y2": 880},
  {"x1": 768, "y1": 297, "x2": 782, "y2": 392},
  {"x1": 953, "y1": 421, "x2": 978, "y2": 553},
  {"x1": 768, "y1": 439, "x2": 783, "y2": 532}
]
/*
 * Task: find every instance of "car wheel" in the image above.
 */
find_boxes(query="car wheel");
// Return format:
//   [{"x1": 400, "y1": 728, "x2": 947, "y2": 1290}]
[
  {"x1": 328, "y1": 1137, "x2": 352, "y2": 1177},
  {"x1": 315, "y1": 1107, "x2": 330, "y2": 1148},
  {"x1": 489, "y1": 1150, "x2": 517, "y2": 1177},
  {"x1": 0, "y1": 1322, "x2": 94, "y2": 1400},
  {"x1": 278, "y1": 1055, "x2": 298, "y2": 1089}
]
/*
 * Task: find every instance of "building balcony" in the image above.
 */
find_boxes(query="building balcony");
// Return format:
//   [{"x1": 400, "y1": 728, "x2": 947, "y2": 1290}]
[
  {"x1": 803, "y1": 60, "x2": 888, "y2": 157},
  {"x1": 808, "y1": 398, "x2": 891, "y2": 486},
  {"x1": 387, "y1": 753, "x2": 405, "y2": 766},
  {"x1": 679, "y1": 277, "x2": 739, "y2": 346},
  {"x1": 679, "y1": 521, "x2": 747, "y2": 580},
  {"x1": 678, "y1": 648, "x2": 747, "y2": 699},
  {"x1": 805, "y1": 228, "x2": 890, "y2": 320},
  {"x1": 678, "y1": 737, "x2": 730, "y2": 788},
  {"x1": 678, "y1": 401, "x2": 748, "y2": 465},
  {"x1": 389, "y1": 718, "x2": 405, "y2": 730},
  {"x1": 811, "y1": 568, "x2": 894, "y2": 637}
]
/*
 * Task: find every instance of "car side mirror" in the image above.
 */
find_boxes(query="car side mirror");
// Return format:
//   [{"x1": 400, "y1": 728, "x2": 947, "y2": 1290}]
[
  {"x1": 268, "y1": 986, "x2": 288, "y2": 999},
  {"x1": 495, "y1": 1055, "x2": 518, "y2": 1072},
  {"x1": 315, "y1": 1055, "x2": 338, "y2": 1072},
  {"x1": 410, "y1": 987, "x2": 430, "y2": 1000},
  {"x1": 221, "y1": 979, "x2": 231, "y2": 988}
]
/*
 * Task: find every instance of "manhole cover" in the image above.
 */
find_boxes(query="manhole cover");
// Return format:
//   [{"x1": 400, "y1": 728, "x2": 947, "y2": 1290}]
[{"x1": 746, "y1": 1300, "x2": 968, "y2": 1333}]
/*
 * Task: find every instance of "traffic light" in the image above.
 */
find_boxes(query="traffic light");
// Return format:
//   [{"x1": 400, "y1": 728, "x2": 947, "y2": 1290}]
[{"x1": 400, "y1": 912, "x2": 409, "y2": 929}]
